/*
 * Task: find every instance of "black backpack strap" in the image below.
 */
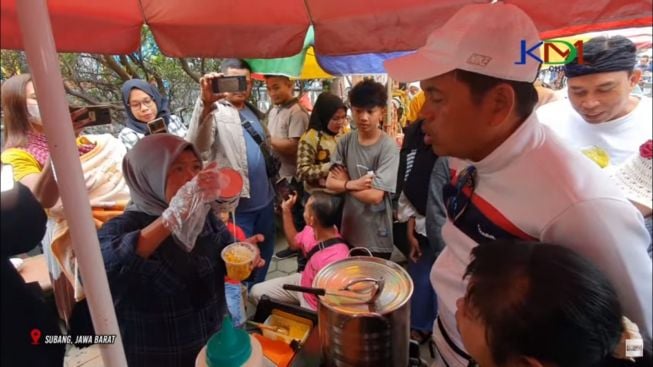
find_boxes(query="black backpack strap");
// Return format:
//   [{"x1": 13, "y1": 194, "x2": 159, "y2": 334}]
[
  {"x1": 305, "y1": 237, "x2": 348, "y2": 262},
  {"x1": 241, "y1": 119, "x2": 265, "y2": 146}
]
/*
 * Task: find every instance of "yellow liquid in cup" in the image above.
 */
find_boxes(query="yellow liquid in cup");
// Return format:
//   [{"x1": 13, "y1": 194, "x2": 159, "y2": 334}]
[{"x1": 222, "y1": 243, "x2": 255, "y2": 281}]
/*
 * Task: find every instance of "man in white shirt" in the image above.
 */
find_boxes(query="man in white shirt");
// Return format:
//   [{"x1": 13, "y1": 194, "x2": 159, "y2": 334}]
[
  {"x1": 538, "y1": 36, "x2": 652, "y2": 166},
  {"x1": 384, "y1": 3, "x2": 652, "y2": 367}
]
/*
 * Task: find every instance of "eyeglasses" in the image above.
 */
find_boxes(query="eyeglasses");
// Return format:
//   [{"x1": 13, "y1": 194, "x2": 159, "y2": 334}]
[
  {"x1": 129, "y1": 98, "x2": 154, "y2": 110},
  {"x1": 444, "y1": 165, "x2": 477, "y2": 223}
]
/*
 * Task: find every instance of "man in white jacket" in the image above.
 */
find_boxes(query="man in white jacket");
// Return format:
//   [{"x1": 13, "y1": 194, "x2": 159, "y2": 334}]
[
  {"x1": 385, "y1": 3, "x2": 652, "y2": 367},
  {"x1": 186, "y1": 59, "x2": 275, "y2": 286}
]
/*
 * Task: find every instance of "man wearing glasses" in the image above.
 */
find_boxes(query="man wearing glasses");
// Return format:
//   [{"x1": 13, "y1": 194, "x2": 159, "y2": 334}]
[
  {"x1": 385, "y1": 3, "x2": 652, "y2": 367},
  {"x1": 187, "y1": 59, "x2": 276, "y2": 286}
]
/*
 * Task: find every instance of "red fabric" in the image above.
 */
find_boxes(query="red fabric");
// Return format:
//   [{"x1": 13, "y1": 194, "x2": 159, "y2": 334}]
[
  {"x1": 224, "y1": 221, "x2": 246, "y2": 283},
  {"x1": 298, "y1": 93, "x2": 313, "y2": 112},
  {"x1": 24, "y1": 131, "x2": 95, "y2": 167},
  {"x1": 226, "y1": 221, "x2": 246, "y2": 242},
  {"x1": 640, "y1": 140, "x2": 653, "y2": 159},
  {"x1": 1, "y1": 0, "x2": 142, "y2": 54},
  {"x1": 1, "y1": 0, "x2": 650, "y2": 57}
]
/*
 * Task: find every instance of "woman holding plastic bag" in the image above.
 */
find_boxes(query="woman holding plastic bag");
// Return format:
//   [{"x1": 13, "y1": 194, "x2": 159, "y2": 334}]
[{"x1": 97, "y1": 134, "x2": 264, "y2": 367}]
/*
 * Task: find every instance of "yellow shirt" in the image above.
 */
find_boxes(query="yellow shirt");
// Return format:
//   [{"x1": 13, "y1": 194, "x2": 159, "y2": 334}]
[
  {"x1": 1, "y1": 136, "x2": 94, "y2": 181},
  {"x1": 297, "y1": 128, "x2": 338, "y2": 192},
  {"x1": 406, "y1": 90, "x2": 425, "y2": 124},
  {"x1": 1, "y1": 148, "x2": 41, "y2": 181}
]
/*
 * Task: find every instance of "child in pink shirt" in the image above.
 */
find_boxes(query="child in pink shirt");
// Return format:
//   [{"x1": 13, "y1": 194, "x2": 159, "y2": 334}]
[{"x1": 250, "y1": 192, "x2": 349, "y2": 310}]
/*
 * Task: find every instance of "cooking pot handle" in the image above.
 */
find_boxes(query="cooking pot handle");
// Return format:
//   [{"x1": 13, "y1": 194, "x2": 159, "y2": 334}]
[
  {"x1": 342, "y1": 277, "x2": 379, "y2": 291},
  {"x1": 348, "y1": 247, "x2": 373, "y2": 257},
  {"x1": 282, "y1": 284, "x2": 326, "y2": 296},
  {"x1": 342, "y1": 277, "x2": 384, "y2": 304}
]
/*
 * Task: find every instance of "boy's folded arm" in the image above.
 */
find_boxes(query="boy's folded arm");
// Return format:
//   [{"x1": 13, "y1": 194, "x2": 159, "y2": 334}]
[
  {"x1": 350, "y1": 188, "x2": 384, "y2": 205},
  {"x1": 326, "y1": 171, "x2": 347, "y2": 193}
]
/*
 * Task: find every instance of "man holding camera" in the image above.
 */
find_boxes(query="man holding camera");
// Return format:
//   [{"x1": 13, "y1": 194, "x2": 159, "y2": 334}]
[{"x1": 186, "y1": 59, "x2": 275, "y2": 286}]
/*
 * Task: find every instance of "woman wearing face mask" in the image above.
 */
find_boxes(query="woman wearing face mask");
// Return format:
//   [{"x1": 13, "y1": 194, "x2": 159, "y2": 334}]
[
  {"x1": 98, "y1": 134, "x2": 264, "y2": 366},
  {"x1": 1, "y1": 73, "x2": 93, "y2": 208},
  {"x1": 1, "y1": 74, "x2": 131, "y2": 331},
  {"x1": 296, "y1": 92, "x2": 348, "y2": 194},
  {"x1": 119, "y1": 79, "x2": 187, "y2": 150}
]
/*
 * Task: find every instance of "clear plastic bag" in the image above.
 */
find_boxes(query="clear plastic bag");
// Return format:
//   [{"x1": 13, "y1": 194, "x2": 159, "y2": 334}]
[{"x1": 162, "y1": 172, "x2": 221, "y2": 252}]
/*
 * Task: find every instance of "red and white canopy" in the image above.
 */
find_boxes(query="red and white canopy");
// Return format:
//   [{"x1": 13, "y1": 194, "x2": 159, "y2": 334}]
[{"x1": 2, "y1": 0, "x2": 652, "y2": 57}]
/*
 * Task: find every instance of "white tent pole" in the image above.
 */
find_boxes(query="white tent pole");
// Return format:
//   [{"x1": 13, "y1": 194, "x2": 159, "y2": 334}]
[
  {"x1": 16, "y1": 1, "x2": 127, "y2": 366},
  {"x1": 386, "y1": 75, "x2": 393, "y2": 133}
]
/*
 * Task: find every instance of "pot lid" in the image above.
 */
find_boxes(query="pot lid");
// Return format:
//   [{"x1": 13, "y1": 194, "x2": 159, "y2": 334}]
[{"x1": 312, "y1": 256, "x2": 413, "y2": 315}]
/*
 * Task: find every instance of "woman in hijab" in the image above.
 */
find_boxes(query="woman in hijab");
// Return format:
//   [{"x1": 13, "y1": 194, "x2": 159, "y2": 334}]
[
  {"x1": 118, "y1": 79, "x2": 187, "y2": 150},
  {"x1": 296, "y1": 92, "x2": 347, "y2": 194},
  {"x1": 98, "y1": 134, "x2": 263, "y2": 366}
]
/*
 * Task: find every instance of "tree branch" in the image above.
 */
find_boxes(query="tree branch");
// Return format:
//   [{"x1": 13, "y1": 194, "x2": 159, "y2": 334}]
[
  {"x1": 119, "y1": 55, "x2": 138, "y2": 78},
  {"x1": 64, "y1": 84, "x2": 101, "y2": 105},
  {"x1": 128, "y1": 53, "x2": 149, "y2": 81},
  {"x1": 152, "y1": 74, "x2": 165, "y2": 92},
  {"x1": 178, "y1": 58, "x2": 200, "y2": 83},
  {"x1": 101, "y1": 55, "x2": 131, "y2": 81}
]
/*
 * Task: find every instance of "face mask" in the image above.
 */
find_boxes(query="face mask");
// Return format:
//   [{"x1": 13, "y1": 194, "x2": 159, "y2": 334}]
[{"x1": 26, "y1": 104, "x2": 41, "y2": 120}]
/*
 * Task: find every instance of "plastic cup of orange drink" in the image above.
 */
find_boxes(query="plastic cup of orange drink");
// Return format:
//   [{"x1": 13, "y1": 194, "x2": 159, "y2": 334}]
[{"x1": 221, "y1": 242, "x2": 257, "y2": 281}]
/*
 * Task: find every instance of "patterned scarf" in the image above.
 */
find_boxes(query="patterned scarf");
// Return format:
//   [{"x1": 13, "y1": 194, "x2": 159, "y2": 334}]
[{"x1": 24, "y1": 130, "x2": 95, "y2": 167}]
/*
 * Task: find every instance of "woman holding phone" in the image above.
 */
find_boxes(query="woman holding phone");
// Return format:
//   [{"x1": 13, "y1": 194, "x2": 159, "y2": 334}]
[
  {"x1": 1, "y1": 73, "x2": 131, "y2": 330},
  {"x1": 119, "y1": 79, "x2": 187, "y2": 150},
  {"x1": 1, "y1": 73, "x2": 93, "y2": 208}
]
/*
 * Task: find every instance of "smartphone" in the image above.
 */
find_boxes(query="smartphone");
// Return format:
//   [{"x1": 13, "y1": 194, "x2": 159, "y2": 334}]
[
  {"x1": 274, "y1": 177, "x2": 292, "y2": 201},
  {"x1": 147, "y1": 117, "x2": 167, "y2": 134},
  {"x1": 69, "y1": 105, "x2": 112, "y2": 126},
  {"x1": 1, "y1": 165, "x2": 15, "y2": 193},
  {"x1": 212, "y1": 76, "x2": 248, "y2": 93}
]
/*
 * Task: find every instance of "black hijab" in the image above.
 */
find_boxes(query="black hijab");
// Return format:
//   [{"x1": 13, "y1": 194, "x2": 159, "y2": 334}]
[
  {"x1": 308, "y1": 92, "x2": 346, "y2": 136},
  {"x1": 120, "y1": 79, "x2": 172, "y2": 134}
]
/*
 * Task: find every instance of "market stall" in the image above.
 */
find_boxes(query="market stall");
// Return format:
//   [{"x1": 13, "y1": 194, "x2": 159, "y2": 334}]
[{"x1": 1, "y1": 0, "x2": 651, "y2": 365}]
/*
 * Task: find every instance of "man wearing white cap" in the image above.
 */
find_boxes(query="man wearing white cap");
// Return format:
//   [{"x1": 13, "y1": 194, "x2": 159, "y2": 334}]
[{"x1": 384, "y1": 3, "x2": 652, "y2": 366}]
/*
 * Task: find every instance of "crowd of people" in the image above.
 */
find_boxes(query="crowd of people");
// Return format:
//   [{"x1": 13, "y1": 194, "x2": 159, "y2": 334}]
[{"x1": 1, "y1": 3, "x2": 652, "y2": 366}]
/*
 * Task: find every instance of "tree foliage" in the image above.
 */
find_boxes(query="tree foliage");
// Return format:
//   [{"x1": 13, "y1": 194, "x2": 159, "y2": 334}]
[{"x1": 1, "y1": 27, "x2": 223, "y2": 134}]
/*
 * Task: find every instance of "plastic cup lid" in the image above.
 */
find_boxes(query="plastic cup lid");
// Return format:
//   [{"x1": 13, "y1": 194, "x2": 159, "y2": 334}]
[
  {"x1": 217, "y1": 168, "x2": 243, "y2": 199},
  {"x1": 221, "y1": 242, "x2": 256, "y2": 265}
]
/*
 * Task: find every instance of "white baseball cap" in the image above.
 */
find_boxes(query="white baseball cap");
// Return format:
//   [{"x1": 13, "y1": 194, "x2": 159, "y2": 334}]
[{"x1": 384, "y1": 3, "x2": 542, "y2": 83}]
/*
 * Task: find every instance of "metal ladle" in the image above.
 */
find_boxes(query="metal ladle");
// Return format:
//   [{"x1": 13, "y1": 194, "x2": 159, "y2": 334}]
[{"x1": 283, "y1": 277, "x2": 384, "y2": 305}]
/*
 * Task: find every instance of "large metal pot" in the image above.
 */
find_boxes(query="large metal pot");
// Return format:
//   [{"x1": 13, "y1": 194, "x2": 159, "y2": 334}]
[{"x1": 312, "y1": 255, "x2": 414, "y2": 367}]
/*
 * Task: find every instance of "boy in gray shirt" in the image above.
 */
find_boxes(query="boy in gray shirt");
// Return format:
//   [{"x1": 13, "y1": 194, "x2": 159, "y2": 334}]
[{"x1": 327, "y1": 80, "x2": 400, "y2": 258}]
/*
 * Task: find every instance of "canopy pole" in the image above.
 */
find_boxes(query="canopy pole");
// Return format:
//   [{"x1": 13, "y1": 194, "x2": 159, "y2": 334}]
[
  {"x1": 16, "y1": 1, "x2": 127, "y2": 366},
  {"x1": 386, "y1": 75, "x2": 393, "y2": 134}
]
